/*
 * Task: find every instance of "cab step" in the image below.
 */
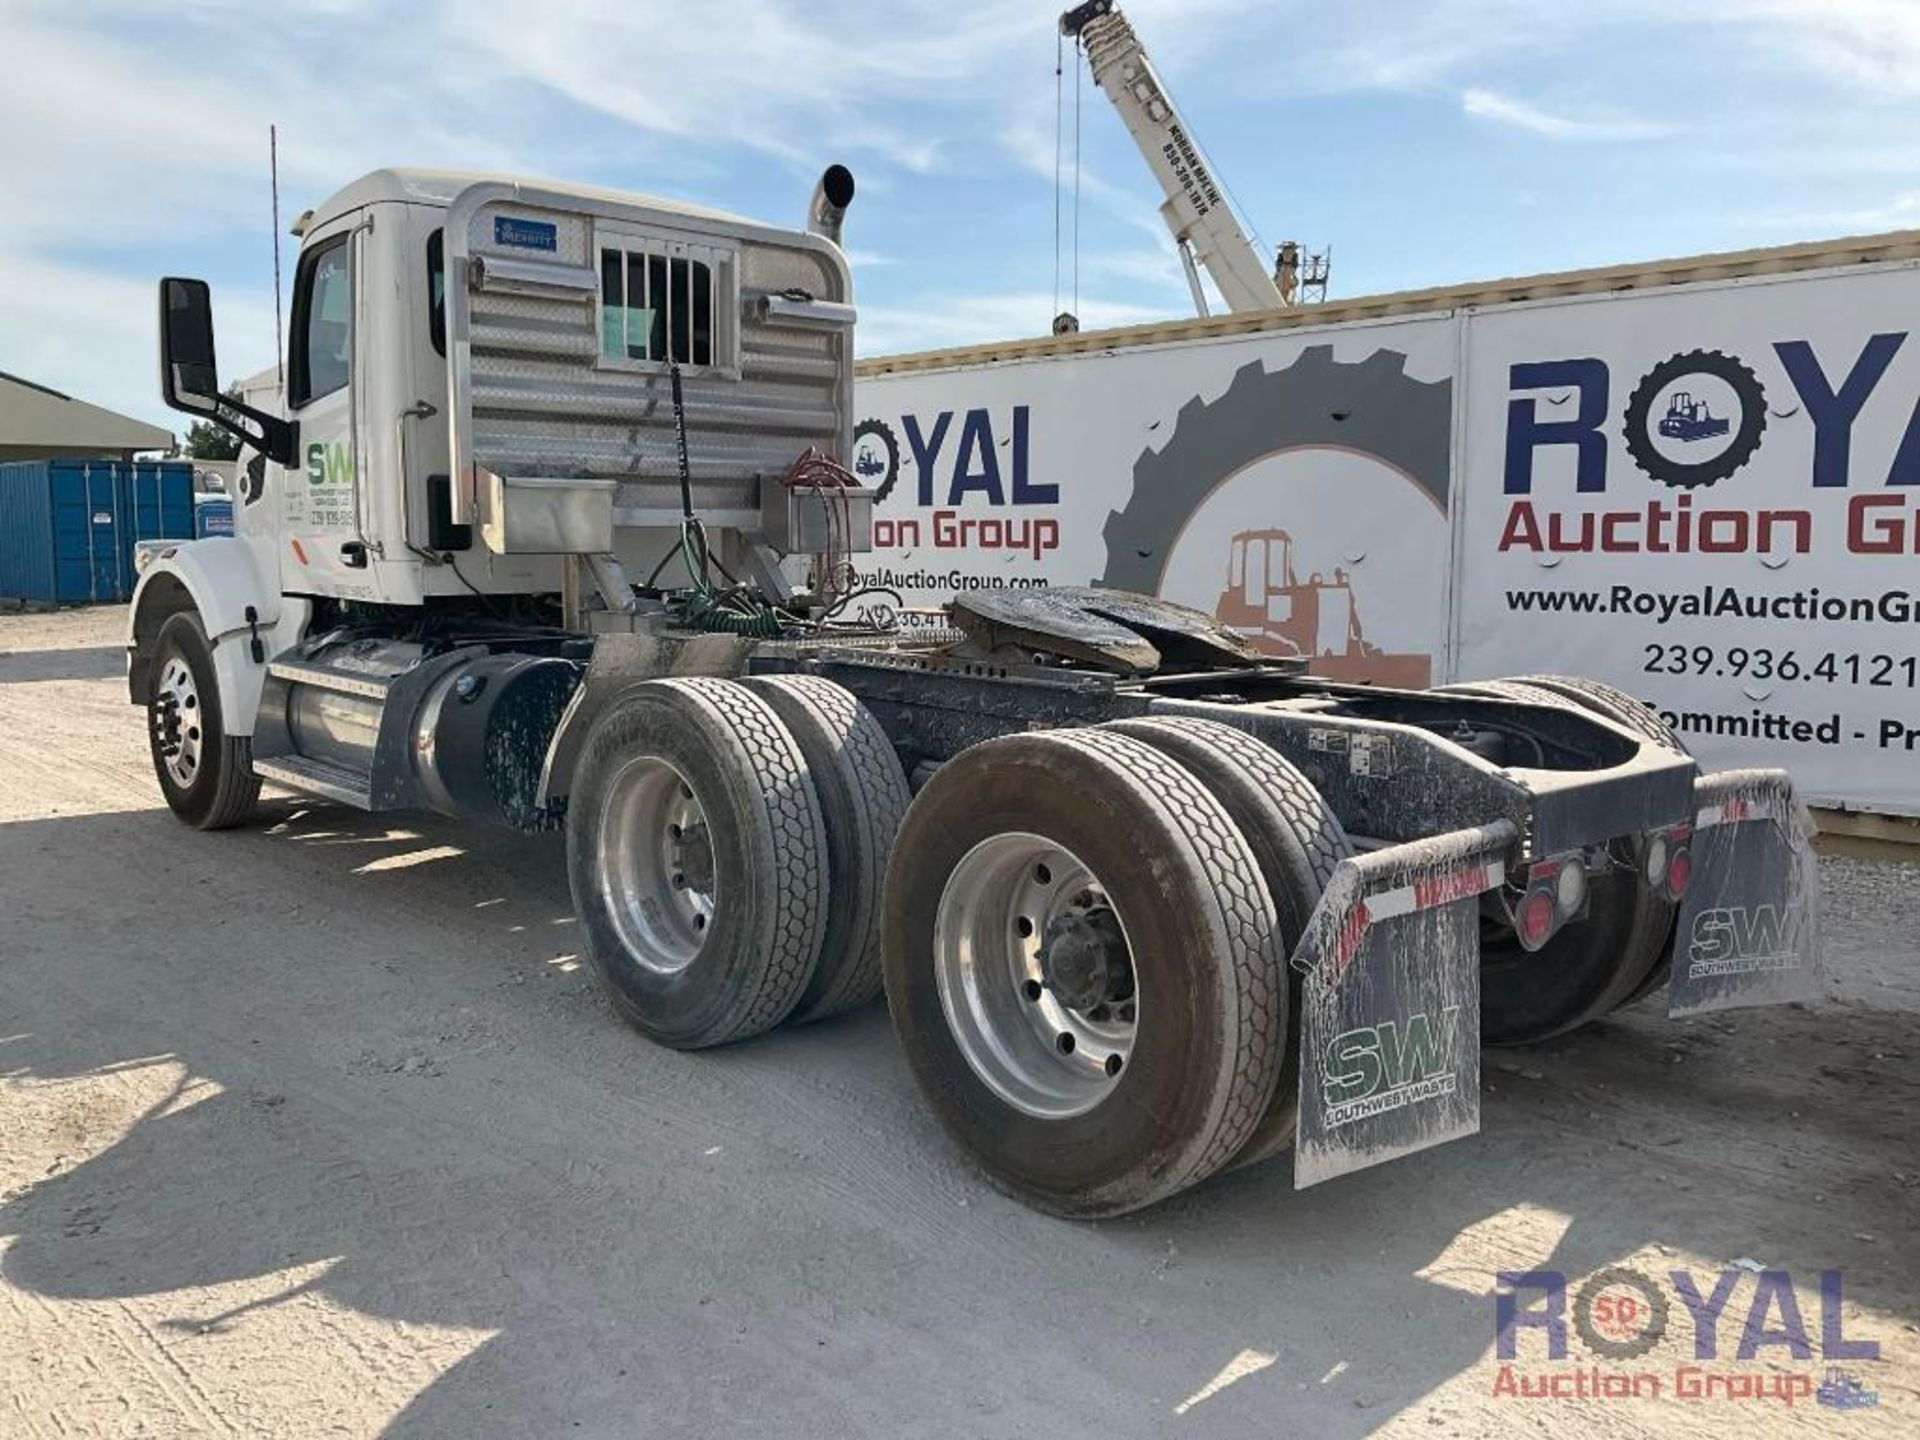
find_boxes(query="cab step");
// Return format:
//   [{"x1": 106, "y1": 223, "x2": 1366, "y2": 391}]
[{"x1": 251, "y1": 753, "x2": 375, "y2": 810}]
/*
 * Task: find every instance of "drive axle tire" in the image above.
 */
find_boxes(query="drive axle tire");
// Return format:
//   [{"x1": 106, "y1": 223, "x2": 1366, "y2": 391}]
[
  {"x1": 882, "y1": 727, "x2": 1285, "y2": 1218},
  {"x1": 567, "y1": 677, "x2": 829, "y2": 1050},
  {"x1": 1437, "y1": 677, "x2": 1679, "y2": 1041},
  {"x1": 146, "y1": 611, "x2": 260, "y2": 831},
  {"x1": 741, "y1": 675, "x2": 911, "y2": 1023},
  {"x1": 1509, "y1": 674, "x2": 1682, "y2": 753},
  {"x1": 1105, "y1": 716, "x2": 1350, "y2": 1170}
]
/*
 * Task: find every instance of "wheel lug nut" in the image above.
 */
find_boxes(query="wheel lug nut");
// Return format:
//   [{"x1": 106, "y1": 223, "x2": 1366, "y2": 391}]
[{"x1": 1022, "y1": 979, "x2": 1043, "y2": 1002}]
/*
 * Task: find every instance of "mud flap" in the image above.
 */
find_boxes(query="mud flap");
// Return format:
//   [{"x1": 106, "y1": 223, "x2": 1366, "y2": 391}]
[
  {"x1": 1292, "y1": 821, "x2": 1517, "y2": 1189},
  {"x1": 1666, "y1": 769, "x2": 1822, "y2": 1017}
]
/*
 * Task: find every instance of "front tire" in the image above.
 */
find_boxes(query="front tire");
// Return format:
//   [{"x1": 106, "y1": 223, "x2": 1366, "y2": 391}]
[
  {"x1": 882, "y1": 727, "x2": 1285, "y2": 1217},
  {"x1": 145, "y1": 611, "x2": 259, "y2": 831}
]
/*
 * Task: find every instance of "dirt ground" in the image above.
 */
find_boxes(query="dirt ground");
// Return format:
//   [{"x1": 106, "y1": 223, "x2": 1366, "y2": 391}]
[{"x1": 2, "y1": 604, "x2": 1916, "y2": 1438}]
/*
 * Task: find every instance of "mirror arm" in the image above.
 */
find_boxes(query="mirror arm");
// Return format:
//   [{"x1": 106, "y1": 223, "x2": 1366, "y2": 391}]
[{"x1": 206, "y1": 393, "x2": 298, "y2": 468}]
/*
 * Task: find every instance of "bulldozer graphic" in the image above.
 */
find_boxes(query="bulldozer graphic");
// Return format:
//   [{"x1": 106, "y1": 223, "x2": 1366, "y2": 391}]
[
  {"x1": 1657, "y1": 390, "x2": 1731, "y2": 442},
  {"x1": 1102, "y1": 347, "x2": 1449, "y2": 689},
  {"x1": 1214, "y1": 527, "x2": 1432, "y2": 688}
]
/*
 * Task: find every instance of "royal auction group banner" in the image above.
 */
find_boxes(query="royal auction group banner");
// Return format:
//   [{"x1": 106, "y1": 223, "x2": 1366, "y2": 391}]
[{"x1": 853, "y1": 258, "x2": 1920, "y2": 813}]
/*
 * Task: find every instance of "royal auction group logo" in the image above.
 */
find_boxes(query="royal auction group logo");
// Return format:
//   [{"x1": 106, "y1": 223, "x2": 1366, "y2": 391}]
[
  {"x1": 1498, "y1": 330, "x2": 1920, "y2": 557},
  {"x1": 1622, "y1": 349, "x2": 1770, "y2": 491},
  {"x1": 1493, "y1": 1264, "x2": 1882, "y2": 1408}
]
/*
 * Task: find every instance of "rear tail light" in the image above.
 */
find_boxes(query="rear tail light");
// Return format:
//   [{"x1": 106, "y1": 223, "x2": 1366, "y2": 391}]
[
  {"x1": 1516, "y1": 853, "x2": 1588, "y2": 951},
  {"x1": 1517, "y1": 888, "x2": 1557, "y2": 949},
  {"x1": 1645, "y1": 835, "x2": 1669, "y2": 888},
  {"x1": 1646, "y1": 824, "x2": 1693, "y2": 900},
  {"x1": 1556, "y1": 858, "x2": 1588, "y2": 915},
  {"x1": 1665, "y1": 844, "x2": 1693, "y2": 899}
]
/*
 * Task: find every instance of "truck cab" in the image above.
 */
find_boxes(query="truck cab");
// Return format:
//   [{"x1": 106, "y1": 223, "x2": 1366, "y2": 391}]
[
  {"x1": 167, "y1": 168, "x2": 855, "y2": 612},
  {"x1": 136, "y1": 166, "x2": 861, "y2": 774}
]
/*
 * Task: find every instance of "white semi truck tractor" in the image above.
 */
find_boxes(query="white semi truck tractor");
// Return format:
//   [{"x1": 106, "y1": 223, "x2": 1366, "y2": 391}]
[{"x1": 133, "y1": 166, "x2": 1821, "y2": 1216}]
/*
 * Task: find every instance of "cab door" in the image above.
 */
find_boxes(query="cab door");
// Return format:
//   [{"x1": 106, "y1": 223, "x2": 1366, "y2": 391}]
[{"x1": 282, "y1": 213, "x2": 373, "y2": 595}]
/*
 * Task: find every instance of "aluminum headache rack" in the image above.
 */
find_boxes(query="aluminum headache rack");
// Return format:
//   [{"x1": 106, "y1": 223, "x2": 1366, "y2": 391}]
[{"x1": 439, "y1": 180, "x2": 855, "y2": 554}]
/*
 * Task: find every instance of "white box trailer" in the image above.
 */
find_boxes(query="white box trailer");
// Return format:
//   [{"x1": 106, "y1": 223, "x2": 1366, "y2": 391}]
[{"x1": 852, "y1": 228, "x2": 1920, "y2": 816}]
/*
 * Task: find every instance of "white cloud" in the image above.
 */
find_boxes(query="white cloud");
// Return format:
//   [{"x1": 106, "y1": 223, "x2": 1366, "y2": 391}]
[
  {"x1": 855, "y1": 291, "x2": 1171, "y2": 357},
  {"x1": 0, "y1": 241, "x2": 278, "y2": 432},
  {"x1": 1730, "y1": 0, "x2": 1920, "y2": 98},
  {"x1": 1461, "y1": 87, "x2": 1675, "y2": 142}
]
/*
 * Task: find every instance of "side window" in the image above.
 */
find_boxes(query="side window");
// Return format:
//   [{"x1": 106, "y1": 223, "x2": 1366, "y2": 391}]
[
  {"x1": 597, "y1": 238, "x2": 723, "y2": 368},
  {"x1": 289, "y1": 236, "x2": 352, "y2": 408},
  {"x1": 427, "y1": 229, "x2": 446, "y2": 357}
]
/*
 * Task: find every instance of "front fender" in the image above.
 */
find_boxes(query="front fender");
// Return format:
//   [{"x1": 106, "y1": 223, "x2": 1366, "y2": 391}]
[{"x1": 127, "y1": 538, "x2": 281, "y2": 736}]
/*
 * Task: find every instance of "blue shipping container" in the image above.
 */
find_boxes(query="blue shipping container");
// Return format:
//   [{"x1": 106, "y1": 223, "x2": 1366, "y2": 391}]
[
  {"x1": 195, "y1": 497, "x2": 235, "y2": 538},
  {"x1": 0, "y1": 459, "x2": 196, "y2": 603}
]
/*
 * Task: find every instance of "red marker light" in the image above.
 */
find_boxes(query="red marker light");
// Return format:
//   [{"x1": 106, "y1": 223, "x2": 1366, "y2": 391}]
[
  {"x1": 1518, "y1": 889, "x2": 1556, "y2": 949},
  {"x1": 1666, "y1": 846, "x2": 1693, "y2": 900}
]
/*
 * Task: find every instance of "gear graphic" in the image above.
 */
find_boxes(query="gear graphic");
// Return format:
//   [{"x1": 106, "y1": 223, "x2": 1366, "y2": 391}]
[
  {"x1": 1100, "y1": 346, "x2": 1452, "y2": 595},
  {"x1": 1622, "y1": 348, "x2": 1767, "y2": 490},
  {"x1": 851, "y1": 418, "x2": 902, "y2": 504},
  {"x1": 1573, "y1": 1266, "x2": 1670, "y2": 1361}
]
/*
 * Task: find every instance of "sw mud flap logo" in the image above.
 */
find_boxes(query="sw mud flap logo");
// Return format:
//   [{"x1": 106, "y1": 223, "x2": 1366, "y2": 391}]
[
  {"x1": 1686, "y1": 905, "x2": 1799, "y2": 980},
  {"x1": 1320, "y1": 1005, "x2": 1462, "y2": 1131}
]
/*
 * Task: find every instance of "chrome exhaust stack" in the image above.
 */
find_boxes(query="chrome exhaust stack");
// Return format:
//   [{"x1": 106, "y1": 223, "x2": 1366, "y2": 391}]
[{"x1": 807, "y1": 164, "x2": 855, "y2": 246}]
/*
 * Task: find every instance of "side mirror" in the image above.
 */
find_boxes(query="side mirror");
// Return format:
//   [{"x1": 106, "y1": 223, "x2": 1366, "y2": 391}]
[
  {"x1": 156, "y1": 276, "x2": 298, "y2": 466},
  {"x1": 160, "y1": 277, "x2": 221, "y2": 414}
]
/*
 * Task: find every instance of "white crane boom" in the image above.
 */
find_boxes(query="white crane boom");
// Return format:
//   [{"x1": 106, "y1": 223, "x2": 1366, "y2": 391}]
[{"x1": 1061, "y1": 1, "x2": 1285, "y2": 315}]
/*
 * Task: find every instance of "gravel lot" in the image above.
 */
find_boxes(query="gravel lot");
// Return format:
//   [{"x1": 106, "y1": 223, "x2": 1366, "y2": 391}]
[{"x1": 2, "y1": 605, "x2": 1916, "y2": 1437}]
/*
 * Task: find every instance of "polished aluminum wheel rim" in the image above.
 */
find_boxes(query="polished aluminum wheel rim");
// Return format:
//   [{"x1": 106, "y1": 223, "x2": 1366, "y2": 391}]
[
  {"x1": 598, "y1": 757, "x2": 716, "y2": 974},
  {"x1": 154, "y1": 655, "x2": 203, "y2": 789},
  {"x1": 932, "y1": 832, "x2": 1138, "y2": 1120}
]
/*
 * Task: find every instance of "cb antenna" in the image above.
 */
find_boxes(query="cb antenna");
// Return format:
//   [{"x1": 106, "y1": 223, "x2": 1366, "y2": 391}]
[{"x1": 271, "y1": 124, "x2": 285, "y2": 389}]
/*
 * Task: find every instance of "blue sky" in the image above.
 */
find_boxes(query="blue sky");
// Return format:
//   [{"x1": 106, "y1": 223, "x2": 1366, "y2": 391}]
[{"x1": 4, "y1": 0, "x2": 1919, "y2": 434}]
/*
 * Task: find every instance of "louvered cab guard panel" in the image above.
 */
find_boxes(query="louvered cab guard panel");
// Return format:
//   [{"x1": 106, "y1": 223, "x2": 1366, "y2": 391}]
[{"x1": 441, "y1": 182, "x2": 855, "y2": 554}]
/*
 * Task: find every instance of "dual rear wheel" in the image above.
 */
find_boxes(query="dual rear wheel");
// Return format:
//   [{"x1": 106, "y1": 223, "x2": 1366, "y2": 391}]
[
  {"x1": 570, "y1": 677, "x2": 1347, "y2": 1216},
  {"x1": 566, "y1": 675, "x2": 910, "y2": 1049},
  {"x1": 885, "y1": 720, "x2": 1348, "y2": 1215},
  {"x1": 564, "y1": 668, "x2": 1693, "y2": 1214}
]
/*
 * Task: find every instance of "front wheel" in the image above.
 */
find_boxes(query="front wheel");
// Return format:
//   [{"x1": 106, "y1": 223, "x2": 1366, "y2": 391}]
[{"x1": 145, "y1": 611, "x2": 259, "y2": 830}]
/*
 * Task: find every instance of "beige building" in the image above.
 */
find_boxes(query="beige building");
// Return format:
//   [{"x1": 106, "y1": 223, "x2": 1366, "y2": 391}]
[{"x1": 0, "y1": 370, "x2": 172, "y2": 463}]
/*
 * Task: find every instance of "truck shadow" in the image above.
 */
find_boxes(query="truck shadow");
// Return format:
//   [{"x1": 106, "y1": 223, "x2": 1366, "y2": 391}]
[
  {"x1": 1, "y1": 801, "x2": 1914, "y2": 1437},
  {"x1": 0, "y1": 643, "x2": 125, "y2": 684}
]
